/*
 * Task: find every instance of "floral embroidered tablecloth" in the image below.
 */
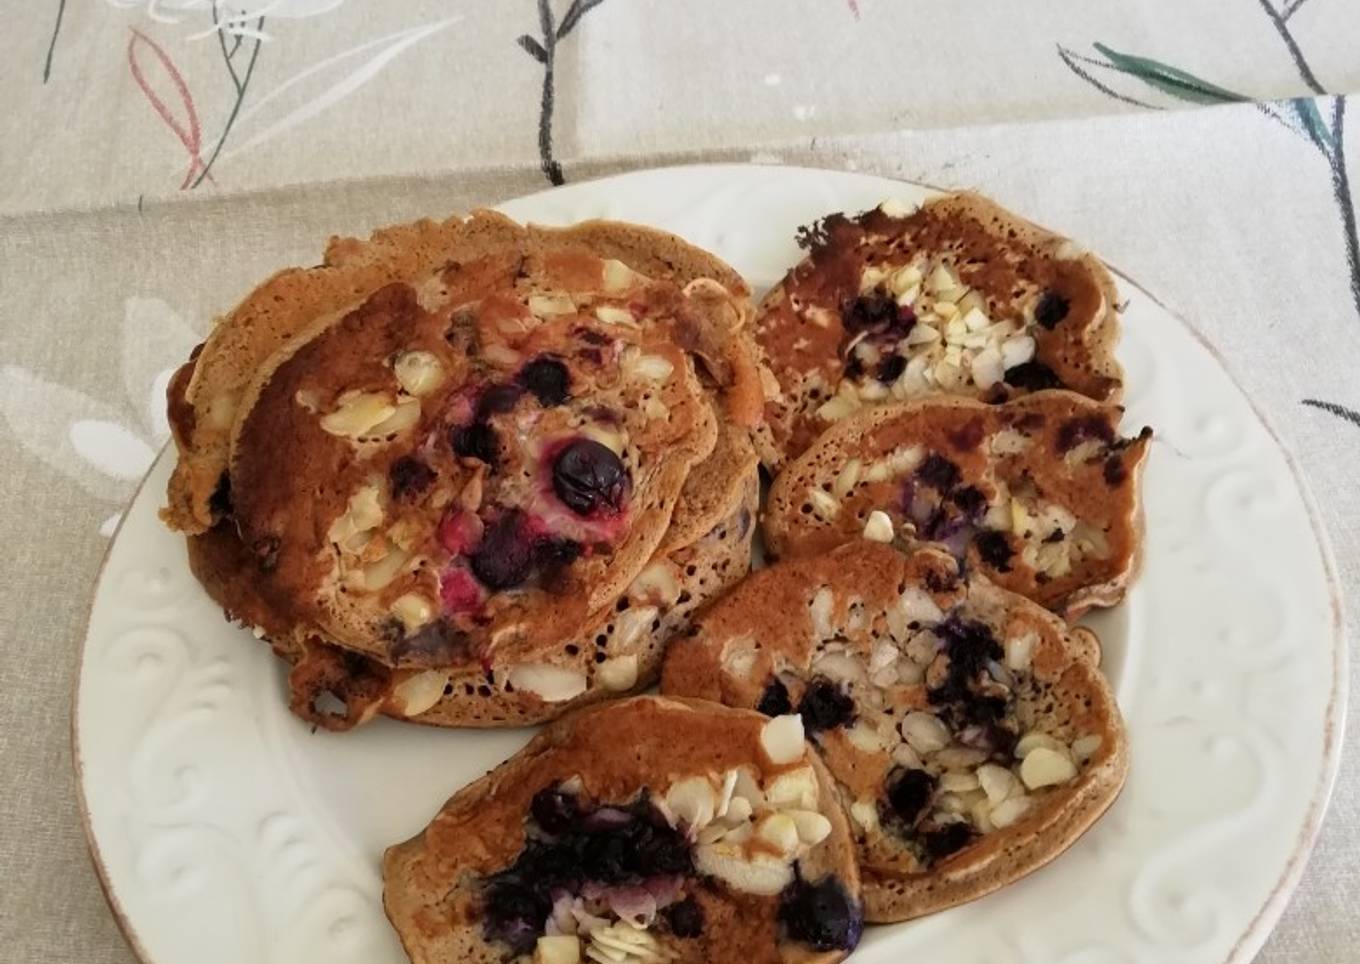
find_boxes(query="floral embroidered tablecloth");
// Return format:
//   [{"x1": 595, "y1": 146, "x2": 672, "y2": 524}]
[{"x1": 2, "y1": 2, "x2": 1358, "y2": 962}]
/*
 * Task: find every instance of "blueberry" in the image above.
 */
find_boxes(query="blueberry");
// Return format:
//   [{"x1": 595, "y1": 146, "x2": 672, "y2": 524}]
[
  {"x1": 450, "y1": 422, "x2": 499, "y2": 465},
  {"x1": 974, "y1": 530, "x2": 1014, "y2": 571},
  {"x1": 1003, "y1": 360, "x2": 1062, "y2": 391},
  {"x1": 552, "y1": 439, "x2": 629, "y2": 516},
  {"x1": 886, "y1": 768, "x2": 935, "y2": 825},
  {"x1": 477, "y1": 383, "x2": 523, "y2": 417},
  {"x1": 518, "y1": 357, "x2": 571, "y2": 406},
  {"x1": 664, "y1": 897, "x2": 704, "y2": 938},
  {"x1": 875, "y1": 353, "x2": 907, "y2": 384},
  {"x1": 389, "y1": 455, "x2": 435, "y2": 500},
  {"x1": 1034, "y1": 290, "x2": 1070, "y2": 329},
  {"x1": 757, "y1": 677, "x2": 793, "y2": 717},
  {"x1": 921, "y1": 822, "x2": 974, "y2": 861},
  {"x1": 950, "y1": 485, "x2": 987, "y2": 518},
  {"x1": 1056, "y1": 414, "x2": 1115, "y2": 453},
  {"x1": 530, "y1": 788, "x2": 578, "y2": 835},
  {"x1": 844, "y1": 291, "x2": 914, "y2": 335},
  {"x1": 778, "y1": 873, "x2": 863, "y2": 952},
  {"x1": 798, "y1": 679, "x2": 855, "y2": 732},
  {"x1": 916, "y1": 453, "x2": 960, "y2": 491},
  {"x1": 470, "y1": 512, "x2": 534, "y2": 589}
]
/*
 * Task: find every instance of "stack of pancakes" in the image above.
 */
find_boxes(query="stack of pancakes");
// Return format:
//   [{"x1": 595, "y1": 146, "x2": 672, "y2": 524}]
[
  {"x1": 163, "y1": 211, "x2": 763, "y2": 730},
  {"x1": 161, "y1": 193, "x2": 1151, "y2": 962}
]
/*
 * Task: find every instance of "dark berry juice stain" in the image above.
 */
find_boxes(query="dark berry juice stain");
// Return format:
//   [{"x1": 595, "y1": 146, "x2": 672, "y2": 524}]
[
  {"x1": 757, "y1": 677, "x2": 793, "y2": 717},
  {"x1": 974, "y1": 530, "x2": 1014, "y2": 571},
  {"x1": 518, "y1": 356, "x2": 571, "y2": 406},
  {"x1": 921, "y1": 822, "x2": 975, "y2": 861},
  {"x1": 875, "y1": 353, "x2": 907, "y2": 384},
  {"x1": 481, "y1": 788, "x2": 692, "y2": 954},
  {"x1": 450, "y1": 422, "x2": 499, "y2": 466},
  {"x1": 777, "y1": 872, "x2": 863, "y2": 952},
  {"x1": 1034, "y1": 290, "x2": 1070, "y2": 329},
  {"x1": 886, "y1": 768, "x2": 936, "y2": 826},
  {"x1": 1056, "y1": 414, "x2": 1114, "y2": 453},
  {"x1": 389, "y1": 455, "x2": 435, "y2": 500},
  {"x1": 798, "y1": 679, "x2": 855, "y2": 732},
  {"x1": 916, "y1": 453, "x2": 961, "y2": 491},
  {"x1": 663, "y1": 897, "x2": 704, "y2": 938},
  {"x1": 470, "y1": 511, "x2": 536, "y2": 589},
  {"x1": 1003, "y1": 360, "x2": 1062, "y2": 391}
]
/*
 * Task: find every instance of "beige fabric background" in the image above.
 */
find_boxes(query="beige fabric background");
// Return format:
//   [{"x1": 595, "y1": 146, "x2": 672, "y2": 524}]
[{"x1": 1, "y1": 1, "x2": 1358, "y2": 962}]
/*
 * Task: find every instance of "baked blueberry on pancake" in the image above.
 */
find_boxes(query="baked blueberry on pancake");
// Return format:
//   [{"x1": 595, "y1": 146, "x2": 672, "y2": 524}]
[
  {"x1": 662, "y1": 541, "x2": 1127, "y2": 922},
  {"x1": 752, "y1": 193, "x2": 1124, "y2": 470},
  {"x1": 382, "y1": 696, "x2": 863, "y2": 963}
]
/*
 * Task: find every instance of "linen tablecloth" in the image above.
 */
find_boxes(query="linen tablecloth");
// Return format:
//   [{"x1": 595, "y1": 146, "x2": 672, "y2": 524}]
[{"x1": 2, "y1": 2, "x2": 1358, "y2": 961}]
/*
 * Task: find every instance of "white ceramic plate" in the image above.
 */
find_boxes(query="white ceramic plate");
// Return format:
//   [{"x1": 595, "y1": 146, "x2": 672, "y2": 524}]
[{"x1": 76, "y1": 165, "x2": 1344, "y2": 964}]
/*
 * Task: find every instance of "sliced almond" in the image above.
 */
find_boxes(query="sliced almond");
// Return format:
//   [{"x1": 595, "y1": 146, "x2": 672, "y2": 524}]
[
  {"x1": 320, "y1": 391, "x2": 396, "y2": 438},
  {"x1": 528, "y1": 293, "x2": 576, "y2": 317},
  {"x1": 832, "y1": 459, "x2": 862, "y2": 499},
  {"x1": 390, "y1": 670, "x2": 450, "y2": 717},
  {"x1": 596, "y1": 654, "x2": 639, "y2": 692},
  {"x1": 1019, "y1": 746, "x2": 1078, "y2": 789},
  {"x1": 788, "y1": 810, "x2": 832, "y2": 846},
  {"x1": 862, "y1": 510, "x2": 894, "y2": 544},
  {"x1": 535, "y1": 935, "x2": 582, "y2": 964},
  {"x1": 765, "y1": 766, "x2": 818, "y2": 810},
  {"x1": 988, "y1": 794, "x2": 1032, "y2": 829},
  {"x1": 901, "y1": 711, "x2": 951, "y2": 754},
  {"x1": 756, "y1": 813, "x2": 800, "y2": 855},
  {"x1": 665, "y1": 776, "x2": 717, "y2": 832},
  {"x1": 594, "y1": 305, "x2": 636, "y2": 327},
  {"x1": 977, "y1": 763, "x2": 1019, "y2": 805},
  {"x1": 393, "y1": 350, "x2": 445, "y2": 397},
  {"x1": 1071, "y1": 734, "x2": 1103, "y2": 763},
  {"x1": 628, "y1": 562, "x2": 681, "y2": 608},
  {"x1": 507, "y1": 664, "x2": 588, "y2": 703},
  {"x1": 390, "y1": 592, "x2": 434, "y2": 632},
  {"x1": 361, "y1": 546, "x2": 412, "y2": 590},
  {"x1": 760, "y1": 715, "x2": 806, "y2": 767}
]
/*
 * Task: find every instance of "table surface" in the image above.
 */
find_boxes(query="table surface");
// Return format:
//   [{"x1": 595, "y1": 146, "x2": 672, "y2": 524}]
[{"x1": 2, "y1": 2, "x2": 1358, "y2": 962}]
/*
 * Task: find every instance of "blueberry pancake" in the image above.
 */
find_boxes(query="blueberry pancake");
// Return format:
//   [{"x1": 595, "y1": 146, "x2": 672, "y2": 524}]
[
  {"x1": 661, "y1": 542, "x2": 1128, "y2": 922},
  {"x1": 186, "y1": 414, "x2": 760, "y2": 730},
  {"x1": 164, "y1": 211, "x2": 760, "y2": 534},
  {"x1": 751, "y1": 193, "x2": 1123, "y2": 470},
  {"x1": 166, "y1": 213, "x2": 763, "y2": 673},
  {"x1": 382, "y1": 696, "x2": 864, "y2": 963},
  {"x1": 764, "y1": 392, "x2": 1151, "y2": 619}
]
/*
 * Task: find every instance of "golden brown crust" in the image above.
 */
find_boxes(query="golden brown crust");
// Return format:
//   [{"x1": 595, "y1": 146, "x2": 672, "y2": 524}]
[
  {"x1": 382, "y1": 696, "x2": 861, "y2": 964},
  {"x1": 660, "y1": 541, "x2": 1128, "y2": 922},
  {"x1": 763, "y1": 391, "x2": 1151, "y2": 618},
  {"x1": 751, "y1": 192, "x2": 1124, "y2": 470}
]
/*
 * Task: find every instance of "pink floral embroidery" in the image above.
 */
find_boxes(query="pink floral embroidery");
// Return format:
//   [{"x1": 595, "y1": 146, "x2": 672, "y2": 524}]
[{"x1": 126, "y1": 28, "x2": 212, "y2": 189}]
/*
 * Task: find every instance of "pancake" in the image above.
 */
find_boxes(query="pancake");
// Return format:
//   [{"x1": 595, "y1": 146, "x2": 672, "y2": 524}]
[
  {"x1": 763, "y1": 391, "x2": 1151, "y2": 618},
  {"x1": 186, "y1": 416, "x2": 760, "y2": 730},
  {"x1": 751, "y1": 193, "x2": 1123, "y2": 470},
  {"x1": 382, "y1": 696, "x2": 864, "y2": 963},
  {"x1": 164, "y1": 212, "x2": 764, "y2": 673},
  {"x1": 661, "y1": 541, "x2": 1127, "y2": 922}
]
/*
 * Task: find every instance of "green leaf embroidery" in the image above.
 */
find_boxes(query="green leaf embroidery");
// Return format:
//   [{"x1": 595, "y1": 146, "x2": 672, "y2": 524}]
[
  {"x1": 1092, "y1": 43, "x2": 1249, "y2": 105},
  {"x1": 1290, "y1": 97, "x2": 1335, "y2": 152}
]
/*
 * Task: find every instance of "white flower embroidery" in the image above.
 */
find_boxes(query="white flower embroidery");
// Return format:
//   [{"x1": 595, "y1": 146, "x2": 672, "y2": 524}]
[{"x1": 0, "y1": 297, "x2": 201, "y2": 536}]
